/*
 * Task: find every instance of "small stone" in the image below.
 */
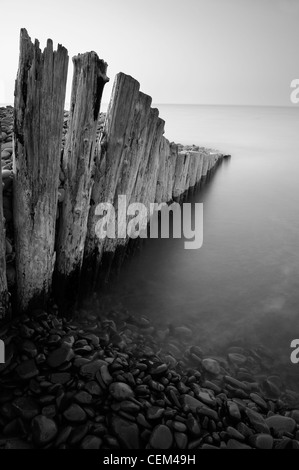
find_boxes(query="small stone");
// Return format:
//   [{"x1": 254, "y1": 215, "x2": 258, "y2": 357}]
[
  {"x1": 109, "y1": 382, "x2": 134, "y2": 401},
  {"x1": 47, "y1": 347, "x2": 74, "y2": 368},
  {"x1": 20, "y1": 340, "x2": 37, "y2": 358},
  {"x1": 111, "y1": 416, "x2": 140, "y2": 449},
  {"x1": 174, "y1": 432, "x2": 188, "y2": 449},
  {"x1": 228, "y1": 353, "x2": 247, "y2": 366},
  {"x1": 182, "y1": 394, "x2": 204, "y2": 413},
  {"x1": 172, "y1": 421, "x2": 187, "y2": 433},
  {"x1": 226, "y1": 426, "x2": 245, "y2": 441},
  {"x1": 228, "y1": 401, "x2": 241, "y2": 421},
  {"x1": 150, "y1": 425, "x2": 173, "y2": 449},
  {"x1": 74, "y1": 391, "x2": 93, "y2": 405},
  {"x1": 246, "y1": 409, "x2": 270, "y2": 434},
  {"x1": 265, "y1": 416, "x2": 296, "y2": 435},
  {"x1": 100, "y1": 364, "x2": 113, "y2": 386},
  {"x1": 16, "y1": 359, "x2": 39, "y2": 380},
  {"x1": 85, "y1": 381, "x2": 102, "y2": 396},
  {"x1": 32, "y1": 415, "x2": 58, "y2": 446},
  {"x1": 63, "y1": 404, "x2": 86, "y2": 423},
  {"x1": 250, "y1": 393, "x2": 267, "y2": 410},
  {"x1": 80, "y1": 435, "x2": 102, "y2": 449},
  {"x1": 227, "y1": 439, "x2": 252, "y2": 449},
  {"x1": 291, "y1": 410, "x2": 299, "y2": 424},
  {"x1": 151, "y1": 363, "x2": 168, "y2": 376},
  {"x1": 79, "y1": 359, "x2": 107, "y2": 380},
  {"x1": 50, "y1": 372, "x2": 71, "y2": 384},
  {"x1": 254, "y1": 433, "x2": 274, "y2": 449},
  {"x1": 202, "y1": 358, "x2": 221, "y2": 376},
  {"x1": 12, "y1": 397, "x2": 39, "y2": 420},
  {"x1": 147, "y1": 406, "x2": 164, "y2": 420}
]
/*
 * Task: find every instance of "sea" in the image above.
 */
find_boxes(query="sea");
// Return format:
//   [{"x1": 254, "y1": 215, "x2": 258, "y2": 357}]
[{"x1": 99, "y1": 104, "x2": 299, "y2": 389}]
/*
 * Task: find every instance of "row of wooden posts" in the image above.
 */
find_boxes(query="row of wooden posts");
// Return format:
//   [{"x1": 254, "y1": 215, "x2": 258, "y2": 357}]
[{"x1": 0, "y1": 29, "x2": 225, "y2": 322}]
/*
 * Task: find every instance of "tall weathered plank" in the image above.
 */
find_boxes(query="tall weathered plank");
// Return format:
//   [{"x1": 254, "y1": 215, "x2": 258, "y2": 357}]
[
  {"x1": 84, "y1": 73, "x2": 140, "y2": 262},
  {"x1": 0, "y1": 123, "x2": 9, "y2": 321},
  {"x1": 13, "y1": 29, "x2": 68, "y2": 312},
  {"x1": 56, "y1": 52, "x2": 108, "y2": 289}
]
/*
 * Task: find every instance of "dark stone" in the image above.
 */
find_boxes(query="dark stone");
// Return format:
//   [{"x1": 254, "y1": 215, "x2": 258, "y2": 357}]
[
  {"x1": 47, "y1": 347, "x2": 74, "y2": 368},
  {"x1": 32, "y1": 415, "x2": 58, "y2": 446},
  {"x1": 150, "y1": 424, "x2": 173, "y2": 449},
  {"x1": 16, "y1": 360, "x2": 39, "y2": 380},
  {"x1": 12, "y1": 397, "x2": 39, "y2": 420},
  {"x1": 63, "y1": 404, "x2": 87, "y2": 423},
  {"x1": 111, "y1": 415, "x2": 140, "y2": 449},
  {"x1": 109, "y1": 382, "x2": 134, "y2": 401}
]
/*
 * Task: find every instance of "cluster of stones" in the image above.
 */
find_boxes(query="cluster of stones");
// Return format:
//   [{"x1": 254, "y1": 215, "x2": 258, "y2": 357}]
[
  {"x1": 0, "y1": 303, "x2": 298, "y2": 450},
  {"x1": 0, "y1": 107, "x2": 15, "y2": 290}
]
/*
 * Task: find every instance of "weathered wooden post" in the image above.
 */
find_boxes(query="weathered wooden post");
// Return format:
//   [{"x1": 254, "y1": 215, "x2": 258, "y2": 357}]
[
  {"x1": 0, "y1": 123, "x2": 9, "y2": 321},
  {"x1": 13, "y1": 29, "x2": 68, "y2": 313},
  {"x1": 56, "y1": 51, "x2": 108, "y2": 300},
  {"x1": 84, "y1": 73, "x2": 140, "y2": 264}
]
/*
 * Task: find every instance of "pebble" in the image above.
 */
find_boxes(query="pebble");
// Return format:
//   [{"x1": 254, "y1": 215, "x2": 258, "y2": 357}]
[
  {"x1": 32, "y1": 415, "x2": 58, "y2": 446},
  {"x1": 265, "y1": 416, "x2": 296, "y2": 435},
  {"x1": 202, "y1": 358, "x2": 221, "y2": 375},
  {"x1": 111, "y1": 416, "x2": 140, "y2": 449},
  {"x1": 63, "y1": 404, "x2": 87, "y2": 423},
  {"x1": 80, "y1": 435, "x2": 102, "y2": 449},
  {"x1": 149, "y1": 425, "x2": 173, "y2": 449},
  {"x1": 253, "y1": 433, "x2": 274, "y2": 449},
  {"x1": 109, "y1": 382, "x2": 134, "y2": 401},
  {"x1": 246, "y1": 409, "x2": 270, "y2": 434},
  {"x1": 47, "y1": 347, "x2": 74, "y2": 368}
]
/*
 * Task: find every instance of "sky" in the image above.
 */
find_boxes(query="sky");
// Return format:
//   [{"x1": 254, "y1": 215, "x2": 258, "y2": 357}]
[{"x1": 0, "y1": 0, "x2": 298, "y2": 106}]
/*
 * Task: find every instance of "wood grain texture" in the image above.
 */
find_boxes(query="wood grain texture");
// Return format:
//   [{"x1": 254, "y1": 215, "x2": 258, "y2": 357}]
[
  {"x1": 13, "y1": 28, "x2": 68, "y2": 312},
  {"x1": 56, "y1": 51, "x2": 108, "y2": 281}
]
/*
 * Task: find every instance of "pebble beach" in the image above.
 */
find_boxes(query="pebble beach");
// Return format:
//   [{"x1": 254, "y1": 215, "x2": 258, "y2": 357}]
[{"x1": 1, "y1": 106, "x2": 299, "y2": 450}]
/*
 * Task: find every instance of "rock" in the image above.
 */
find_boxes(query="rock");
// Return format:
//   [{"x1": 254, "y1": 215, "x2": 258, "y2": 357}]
[
  {"x1": 109, "y1": 382, "x2": 134, "y2": 401},
  {"x1": 32, "y1": 415, "x2": 58, "y2": 446},
  {"x1": 202, "y1": 358, "x2": 220, "y2": 376},
  {"x1": 224, "y1": 375, "x2": 250, "y2": 392},
  {"x1": 63, "y1": 404, "x2": 87, "y2": 423},
  {"x1": 100, "y1": 364, "x2": 113, "y2": 386},
  {"x1": 194, "y1": 387, "x2": 216, "y2": 407},
  {"x1": 291, "y1": 410, "x2": 299, "y2": 424},
  {"x1": 265, "y1": 416, "x2": 296, "y2": 435},
  {"x1": 173, "y1": 326, "x2": 192, "y2": 339},
  {"x1": 182, "y1": 394, "x2": 204, "y2": 413},
  {"x1": 246, "y1": 409, "x2": 270, "y2": 434},
  {"x1": 12, "y1": 397, "x2": 39, "y2": 420},
  {"x1": 50, "y1": 372, "x2": 71, "y2": 384},
  {"x1": 80, "y1": 435, "x2": 102, "y2": 449},
  {"x1": 47, "y1": 347, "x2": 74, "y2": 368},
  {"x1": 227, "y1": 439, "x2": 252, "y2": 449},
  {"x1": 228, "y1": 401, "x2": 241, "y2": 420},
  {"x1": 186, "y1": 416, "x2": 201, "y2": 436},
  {"x1": 147, "y1": 406, "x2": 164, "y2": 420},
  {"x1": 111, "y1": 416, "x2": 140, "y2": 449},
  {"x1": 151, "y1": 363, "x2": 168, "y2": 376},
  {"x1": 253, "y1": 433, "x2": 274, "y2": 449},
  {"x1": 85, "y1": 381, "x2": 102, "y2": 396},
  {"x1": 149, "y1": 425, "x2": 173, "y2": 449},
  {"x1": 16, "y1": 359, "x2": 39, "y2": 380},
  {"x1": 172, "y1": 421, "x2": 187, "y2": 433},
  {"x1": 74, "y1": 391, "x2": 93, "y2": 405},
  {"x1": 250, "y1": 393, "x2": 267, "y2": 410},
  {"x1": 174, "y1": 432, "x2": 188, "y2": 449},
  {"x1": 79, "y1": 359, "x2": 107, "y2": 380},
  {"x1": 228, "y1": 353, "x2": 247, "y2": 366},
  {"x1": 226, "y1": 426, "x2": 245, "y2": 441},
  {"x1": 20, "y1": 340, "x2": 37, "y2": 358}
]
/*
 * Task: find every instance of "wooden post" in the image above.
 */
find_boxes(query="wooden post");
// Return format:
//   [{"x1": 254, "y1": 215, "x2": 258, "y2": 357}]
[
  {"x1": 0, "y1": 123, "x2": 9, "y2": 321},
  {"x1": 84, "y1": 73, "x2": 140, "y2": 263},
  {"x1": 56, "y1": 51, "x2": 108, "y2": 298},
  {"x1": 13, "y1": 29, "x2": 68, "y2": 313}
]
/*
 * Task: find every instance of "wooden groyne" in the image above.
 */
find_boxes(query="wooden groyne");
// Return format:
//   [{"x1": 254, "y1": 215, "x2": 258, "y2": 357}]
[{"x1": 0, "y1": 29, "x2": 229, "y2": 320}]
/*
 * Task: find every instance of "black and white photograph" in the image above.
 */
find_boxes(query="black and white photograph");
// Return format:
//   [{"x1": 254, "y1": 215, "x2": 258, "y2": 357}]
[{"x1": 0, "y1": 0, "x2": 299, "y2": 458}]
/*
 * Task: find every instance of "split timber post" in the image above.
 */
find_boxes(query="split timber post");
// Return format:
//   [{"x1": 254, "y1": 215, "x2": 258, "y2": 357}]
[
  {"x1": 0, "y1": 123, "x2": 9, "y2": 321},
  {"x1": 55, "y1": 52, "x2": 109, "y2": 305},
  {"x1": 13, "y1": 29, "x2": 68, "y2": 313}
]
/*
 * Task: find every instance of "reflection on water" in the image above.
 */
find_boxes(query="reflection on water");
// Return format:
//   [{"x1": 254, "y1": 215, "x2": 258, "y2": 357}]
[{"x1": 90, "y1": 105, "x2": 299, "y2": 390}]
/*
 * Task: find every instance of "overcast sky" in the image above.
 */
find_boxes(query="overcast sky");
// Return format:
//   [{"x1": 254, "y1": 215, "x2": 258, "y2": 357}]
[{"x1": 0, "y1": 0, "x2": 298, "y2": 105}]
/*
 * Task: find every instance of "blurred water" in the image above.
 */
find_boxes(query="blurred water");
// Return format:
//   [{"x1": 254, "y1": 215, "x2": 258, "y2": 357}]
[{"x1": 97, "y1": 105, "x2": 299, "y2": 387}]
